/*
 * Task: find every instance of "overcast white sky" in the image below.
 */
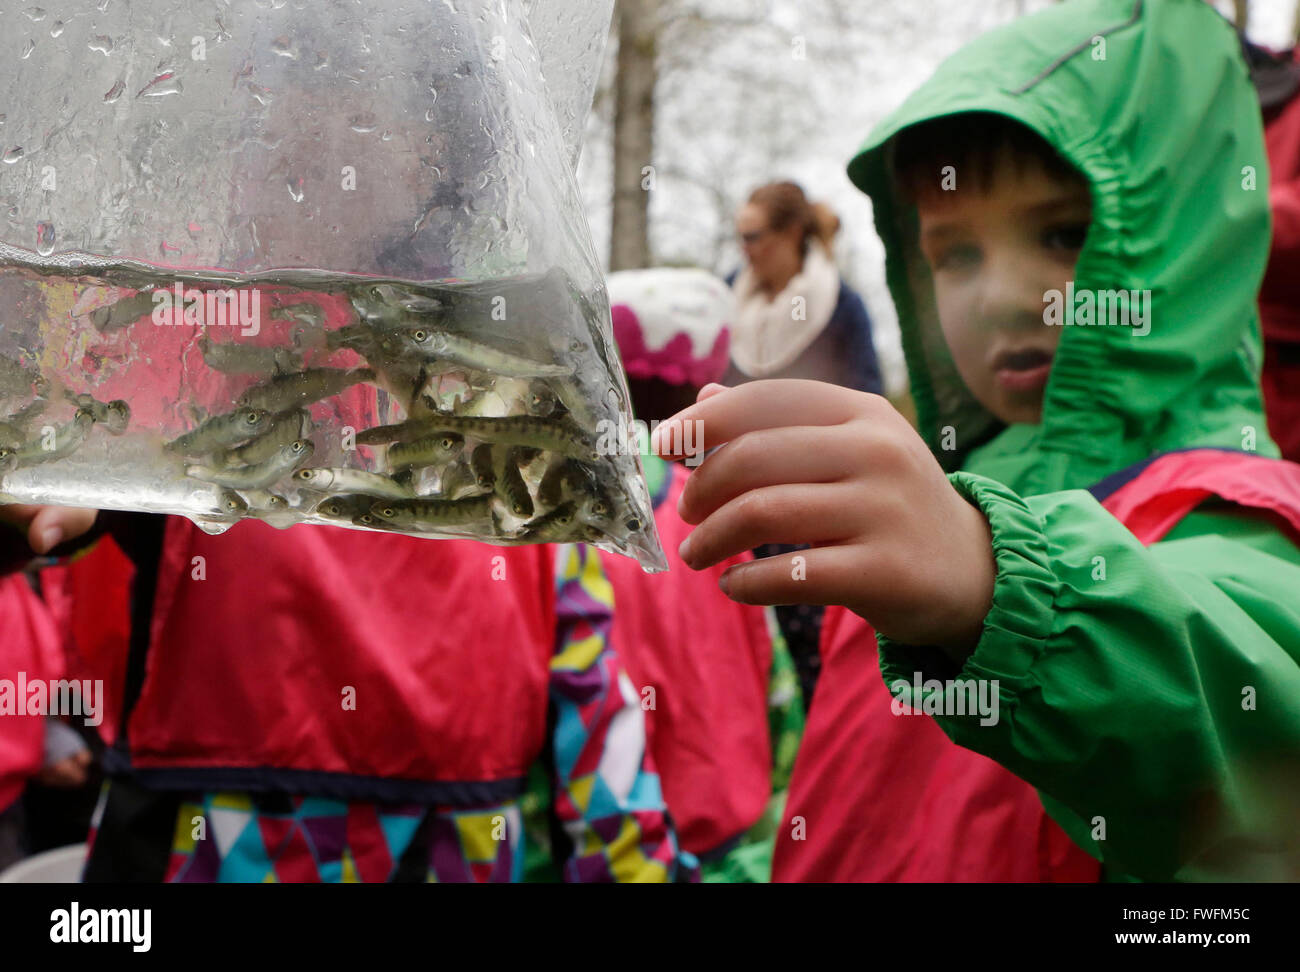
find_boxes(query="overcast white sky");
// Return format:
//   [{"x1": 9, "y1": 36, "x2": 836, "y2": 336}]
[{"x1": 577, "y1": 0, "x2": 1299, "y2": 394}]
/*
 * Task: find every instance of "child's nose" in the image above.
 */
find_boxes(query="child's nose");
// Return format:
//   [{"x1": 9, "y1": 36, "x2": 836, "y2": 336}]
[{"x1": 973, "y1": 255, "x2": 1046, "y2": 332}]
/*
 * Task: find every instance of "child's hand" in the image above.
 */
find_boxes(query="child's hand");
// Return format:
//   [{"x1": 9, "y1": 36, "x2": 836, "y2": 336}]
[
  {"x1": 0, "y1": 504, "x2": 99, "y2": 554},
  {"x1": 651, "y1": 380, "x2": 996, "y2": 657}
]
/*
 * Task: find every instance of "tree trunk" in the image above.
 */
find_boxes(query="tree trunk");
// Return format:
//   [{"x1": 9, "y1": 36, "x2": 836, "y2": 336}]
[{"x1": 610, "y1": 0, "x2": 659, "y2": 271}]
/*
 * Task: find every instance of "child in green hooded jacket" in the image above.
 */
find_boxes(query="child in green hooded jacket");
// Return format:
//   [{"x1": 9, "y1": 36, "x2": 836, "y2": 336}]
[{"x1": 653, "y1": 0, "x2": 1300, "y2": 882}]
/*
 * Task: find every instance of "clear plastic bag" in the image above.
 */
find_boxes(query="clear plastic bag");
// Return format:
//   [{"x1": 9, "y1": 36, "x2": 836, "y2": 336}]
[{"x1": 0, "y1": 0, "x2": 666, "y2": 572}]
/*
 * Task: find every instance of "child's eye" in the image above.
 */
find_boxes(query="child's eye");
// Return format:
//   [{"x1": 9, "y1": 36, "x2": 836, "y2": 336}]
[
  {"x1": 1043, "y1": 223, "x2": 1089, "y2": 252},
  {"x1": 930, "y1": 244, "x2": 980, "y2": 272}
]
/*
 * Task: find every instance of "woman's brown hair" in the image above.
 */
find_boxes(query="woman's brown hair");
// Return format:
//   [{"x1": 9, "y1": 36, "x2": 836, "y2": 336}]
[{"x1": 748, "y1": 181, "x2": 839, "y2": 256}]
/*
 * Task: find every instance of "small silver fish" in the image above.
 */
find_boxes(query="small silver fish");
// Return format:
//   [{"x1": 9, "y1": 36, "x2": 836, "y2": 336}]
[
  {"x1": 488, "y1": 502, "x2": 595, "y2": 545},
  {"x1": 64, "y1": 392, "x2": 131, "y2": 435},
  {"x1": 199, "y1": 334, "x2": 302, "y2": 376},
  {"x1": 88, "y1": 288, "x2": 165, "y2": 332},
  {"x1": 525, "y1": 380, "x2": 559, "y2": 418},
  {"x1": 13, "y1": 408, "x2": 95, "y2": 466},
  {"x1": 470, "y1": 442, "x2": 495, "y2": 489},
  {"x1": 436, "y1": 457, "x2": 486, "y2": 500},
  {"x1": 368, "y1": 494, "x2": 495, "y2": 530},
  {"x1": 386, "y1": 431, "x2": 465, "y2": 472},
  {"x1": 400, "y1": 327, "x2": 569, "y2": 379},
  {"x1": 237, "y1": 367, "x2": 375, "y2": 413},
  {"x1": 293, "y1": 467, "x2": 414, "y2": 499},
  {"x1": 494, "y1": 446, "x2": 534, "y2": 518},
  {"x1": 406, "y1": 410, "x2": 602, "y2": 463},
  {"x1": 166, "y1": 407, "x2": 273, "y2": 457},
  {"x1": 214, "y1": 490, "x2": 249, "y2": 515},
  {"x1": 186, "y1": 438, "x2": 314, "y2": 489},
  {"x1": 216, "y1": 409, "x2": 310, "y2": 467},
  {"x1": 239, "y1": 489, "x2": 290, "y2": 514},
  {"x1": 311, "y1": 493, "x2": 375, "y2": 522}
]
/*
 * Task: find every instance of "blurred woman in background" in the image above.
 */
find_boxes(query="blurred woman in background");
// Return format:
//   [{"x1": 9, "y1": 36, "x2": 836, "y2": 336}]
[{"x1": 727, "y1": 181, "x2": 882, "y2": 395}]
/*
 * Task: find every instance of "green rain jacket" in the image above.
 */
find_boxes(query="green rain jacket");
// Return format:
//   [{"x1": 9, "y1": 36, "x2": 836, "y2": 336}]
[{"x1": 848, "y1": 0, "x2": 1300, "y2": 881}]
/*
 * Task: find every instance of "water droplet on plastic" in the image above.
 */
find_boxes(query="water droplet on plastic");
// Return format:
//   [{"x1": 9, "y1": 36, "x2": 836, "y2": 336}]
[
  {"x1": 104, "y1": 79, "x2": 125, "y2": 102},
  {"x1": 349, "y1": 115, "x2": 377, "y2": 134},
  {"x1": 424, "y1": 107, "x2": 438, "y2": 123},
  {"x1": 36, "y1": 221, "x2": 56, "y2": 256},
  {"x1": 3, "y1": 147, "x2": 24, "y2": 164},
  {"x1": 0, "y1": 115, "x2": 6, "y2": 126},
  {"x1": 193, "y1": 517, "x2": 232, "y2": 536},
  {"x1": 24, "y1": 7, "x2": 46, "y2": 22},
  {"x1": 6, "y1": 206, "x2": 17, "y2": 219},
  {"x1": 50, "y1": 20, "x2": 64, "y2": 38},
  {"x1": 287, "y1": 179, "x2": 304, "y2": 203},
  {"x1": 88, "y1": 35, "x2": 114, "y2": 55},
  {"x1": 21, "y1": 40, "x2": 36, "y2": 60},
  {"x1": 271, "y1": 36, "x2": 297, "y2": 59},
  {"x1": 137, "y1": 72, "x2": 181, "y2": 98},
  {"x1": 96, "y1": 0, "x2": 110, "y2": 11},
  {"x1": 380, "y1": 130, "x2": 393, "y2": 142},
  {"x1": 248, "y1": 84, "x2": 272, "y2": 106}
]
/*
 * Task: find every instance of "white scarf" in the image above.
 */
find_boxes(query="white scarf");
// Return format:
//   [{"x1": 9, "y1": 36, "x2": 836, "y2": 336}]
[{"x1": 730, "y1": 241, "x2": 841, "y2": 377}]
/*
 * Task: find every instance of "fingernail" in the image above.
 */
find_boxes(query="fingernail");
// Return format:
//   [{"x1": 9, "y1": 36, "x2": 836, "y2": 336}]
[
  {"x1": 678, "y1": 534, "x2": 692, "y2": 564},
  {"x1": 39, "y1": 526, "x2": 62, "y2": 554},
  {"x1": 718, "y1": 568, "x2": 732, "y2": 595}
]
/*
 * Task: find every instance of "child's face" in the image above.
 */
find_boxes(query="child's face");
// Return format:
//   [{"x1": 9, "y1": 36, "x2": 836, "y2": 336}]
[{"x1": 914, "y1": 149, "x2": 1091, "y2": 425}]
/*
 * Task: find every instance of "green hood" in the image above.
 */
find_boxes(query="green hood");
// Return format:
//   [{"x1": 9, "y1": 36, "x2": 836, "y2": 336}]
[{"x1": 848, "y1": 0, "x2": 1277, "y2": 495}]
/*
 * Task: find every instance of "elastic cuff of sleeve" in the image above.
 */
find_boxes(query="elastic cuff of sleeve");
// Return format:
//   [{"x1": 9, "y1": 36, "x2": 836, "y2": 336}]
[{"x1": 877, "y1": 471, "x2": 1060, "y2": 698}]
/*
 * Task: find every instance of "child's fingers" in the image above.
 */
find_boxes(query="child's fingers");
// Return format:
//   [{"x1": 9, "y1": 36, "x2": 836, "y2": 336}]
[
  {"x1": 677, "y1": 424, "x2": 865, "y2": 525},
  {"x1": 652, "y1": 379, "x2": 873, "y2": 460},
  {"x1": 718, "y1": 543, "x2": 885, "y2": 611},
  {"x1": 678, "y1": 482, "x2": 862, "y2": 570},
  {"x1": 695, "y1": 382, "x2": 729, "y2": 403},
  {"x1": 0, "y1": 504, "x2": 98, "y2": 554}
]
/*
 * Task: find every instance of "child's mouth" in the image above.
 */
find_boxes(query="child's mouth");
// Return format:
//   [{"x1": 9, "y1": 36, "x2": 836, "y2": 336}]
[{"x1": 993, "y1": 348, "x2": 1054, "y2": 393}]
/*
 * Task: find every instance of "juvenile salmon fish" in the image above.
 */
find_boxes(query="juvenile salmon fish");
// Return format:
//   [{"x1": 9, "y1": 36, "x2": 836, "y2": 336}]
[
  {"x1": 293, "y1": 466, "x2": 414, "y2": 499},
  {"x1": 368, "y1": 494, "x2": 494, "y2": 530},
  {"x1": 386, "y1": 431, "x2": 465, "y2": 472},
  {"x1": 186, "y1": 438, "x2": 313, "y2": 489},
  {"x1": 490, "y1": 502, "x2": 598, "y2": 545},
  {"x1": 400, "y1": 327, "x2": 569, "y2": 378},
  {"x1": 525, "y1": 380, "x2": 559, "y2": 418},
  {"x1": 65, "y1": 392, "x2": 131, "y2": 435},
  {"x1": 310, "y1": 492, "x2": 374, "y2": 522},
  {"x1": 237, "y1": 367, "x2": 374, "y2": 413},
  {"x1": 495, "y1": 446, "x2": 534, "y2": 518},
  {"x1": 199, "y1": 334, "x2": 302, "y2": 376},
  {"x1": 241, "y1": 489, "x2": 290, "y2": 513},
  {"x1": 217, "y1": 409, "x2": 309, "y2": 466},
  {"x1": 400, "y1": 410, "x2": 601, "y2": 462},
  {"x1": 88, "y1": 289, "x2": 165, "y2": 332},
  {"x1": 469, "y1": 442, "x2": 495, "y2": 489},
  {"x1": 13, "y1": 408, "x2": 94, "y2": 466},
  {"x1": 166, "y1": 407, "x2": 272, "y2": 457}
]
